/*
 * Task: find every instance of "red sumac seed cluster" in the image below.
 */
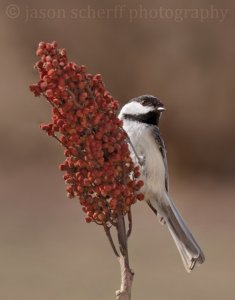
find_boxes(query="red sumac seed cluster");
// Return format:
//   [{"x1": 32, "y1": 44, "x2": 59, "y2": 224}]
[{"x1": 30, "y1": 41, "x2": 144, "y2": 225}]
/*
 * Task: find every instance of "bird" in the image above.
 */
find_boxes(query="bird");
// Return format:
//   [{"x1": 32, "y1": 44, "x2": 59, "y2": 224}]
[{"x1": 118, "y1": 95, "x2": 205, "y2": 272}]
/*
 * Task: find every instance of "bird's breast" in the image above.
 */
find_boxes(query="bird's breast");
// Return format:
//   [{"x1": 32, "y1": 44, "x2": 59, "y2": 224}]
[{"x1": 123, "y1": 121, "x2": 166, "y2": 198}]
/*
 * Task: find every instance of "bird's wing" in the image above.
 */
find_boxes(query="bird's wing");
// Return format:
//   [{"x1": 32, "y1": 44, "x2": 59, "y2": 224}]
[{"x1": 152, "y1": 127, "x2": 169, "y2": 192}]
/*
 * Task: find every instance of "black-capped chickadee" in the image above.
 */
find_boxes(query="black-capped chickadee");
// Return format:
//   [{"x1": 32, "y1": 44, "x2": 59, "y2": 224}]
[{"x1": 119, "y1": 95, "x2": 205, "y2": 272}]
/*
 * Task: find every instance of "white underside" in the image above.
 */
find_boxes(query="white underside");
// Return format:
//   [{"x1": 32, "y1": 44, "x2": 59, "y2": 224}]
[{"x1": 122, "y1": 120, "x2": 166, "y2": 200}]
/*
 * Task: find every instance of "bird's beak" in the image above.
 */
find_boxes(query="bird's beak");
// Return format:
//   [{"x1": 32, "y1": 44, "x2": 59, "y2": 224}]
[{"x1": 157, "y1": 107, "x2": 166, "y2": 112}]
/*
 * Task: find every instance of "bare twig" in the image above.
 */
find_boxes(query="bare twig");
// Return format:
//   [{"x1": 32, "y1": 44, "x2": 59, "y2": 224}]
[
  {"x1": 103, "y1": 223, "x2": 120, "y2": 258},
  {"x1": 127, "y1": 210, "x2": 132, "y2": 239},
  {"x1": 52, "y1": 134, "x2": 66, "y2": 147},
  {"x1": 115, "y1": 212, "x2": 134, "y2": 300}
]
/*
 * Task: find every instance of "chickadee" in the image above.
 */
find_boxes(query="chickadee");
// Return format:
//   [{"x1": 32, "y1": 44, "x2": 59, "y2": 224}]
[{"x1": 119, "y1": 95, "x2": 205, "y2": 272}]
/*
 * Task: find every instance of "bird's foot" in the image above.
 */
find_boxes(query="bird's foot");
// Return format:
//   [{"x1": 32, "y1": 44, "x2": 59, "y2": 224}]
[{"x1": 138, "y1": 155, "x2": 145, "y2": 166}]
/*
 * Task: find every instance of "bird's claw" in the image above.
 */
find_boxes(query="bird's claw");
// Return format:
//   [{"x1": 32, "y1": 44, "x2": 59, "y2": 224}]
[{"x1": 138, "y1": 155, "x2": 145, "y2": 166}]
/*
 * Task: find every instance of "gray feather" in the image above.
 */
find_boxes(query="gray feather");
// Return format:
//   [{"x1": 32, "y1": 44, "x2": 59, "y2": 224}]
[{"x1": 152, "y1": 127, "x2": 169, "y2": 192}]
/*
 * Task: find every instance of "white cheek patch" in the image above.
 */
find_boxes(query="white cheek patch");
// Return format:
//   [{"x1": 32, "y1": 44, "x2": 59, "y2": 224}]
[{"x1": 119, "y1": 101, "x2": 154, "y2": 118}]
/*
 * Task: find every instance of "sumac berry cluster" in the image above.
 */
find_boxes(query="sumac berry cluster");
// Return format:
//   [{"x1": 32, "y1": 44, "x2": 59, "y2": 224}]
[{"x1": 30, "y1": 41, "x2": 144, "y2": 225}]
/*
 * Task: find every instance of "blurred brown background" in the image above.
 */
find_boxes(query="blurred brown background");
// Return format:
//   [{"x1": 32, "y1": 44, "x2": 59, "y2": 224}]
[{"x1": 0, "y1": 0, "x2": 235, "y2": 299}]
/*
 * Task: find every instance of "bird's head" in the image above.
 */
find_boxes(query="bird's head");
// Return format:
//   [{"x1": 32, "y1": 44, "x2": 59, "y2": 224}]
[{"x1": 119, "y1": 95, "x2": 165, "y2": 126}]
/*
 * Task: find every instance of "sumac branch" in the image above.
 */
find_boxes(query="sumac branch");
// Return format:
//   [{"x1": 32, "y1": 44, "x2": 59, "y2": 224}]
[{"x1": 30, "y1": 41, "x2": 144, "y2": 299}]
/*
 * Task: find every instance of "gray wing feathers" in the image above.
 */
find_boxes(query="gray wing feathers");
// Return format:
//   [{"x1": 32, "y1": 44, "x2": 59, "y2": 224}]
[
  {"x1": 151, "y1": 127, "x2": 205, "y2": 271},
  {"x1": 152, "y1": 127, "x2": 169, "y2": 192}
]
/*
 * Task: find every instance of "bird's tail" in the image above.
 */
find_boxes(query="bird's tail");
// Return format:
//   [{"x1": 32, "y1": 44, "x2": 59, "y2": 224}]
[{"x1": 155, "y1": 193, "x2": 205, "y2": 272}]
